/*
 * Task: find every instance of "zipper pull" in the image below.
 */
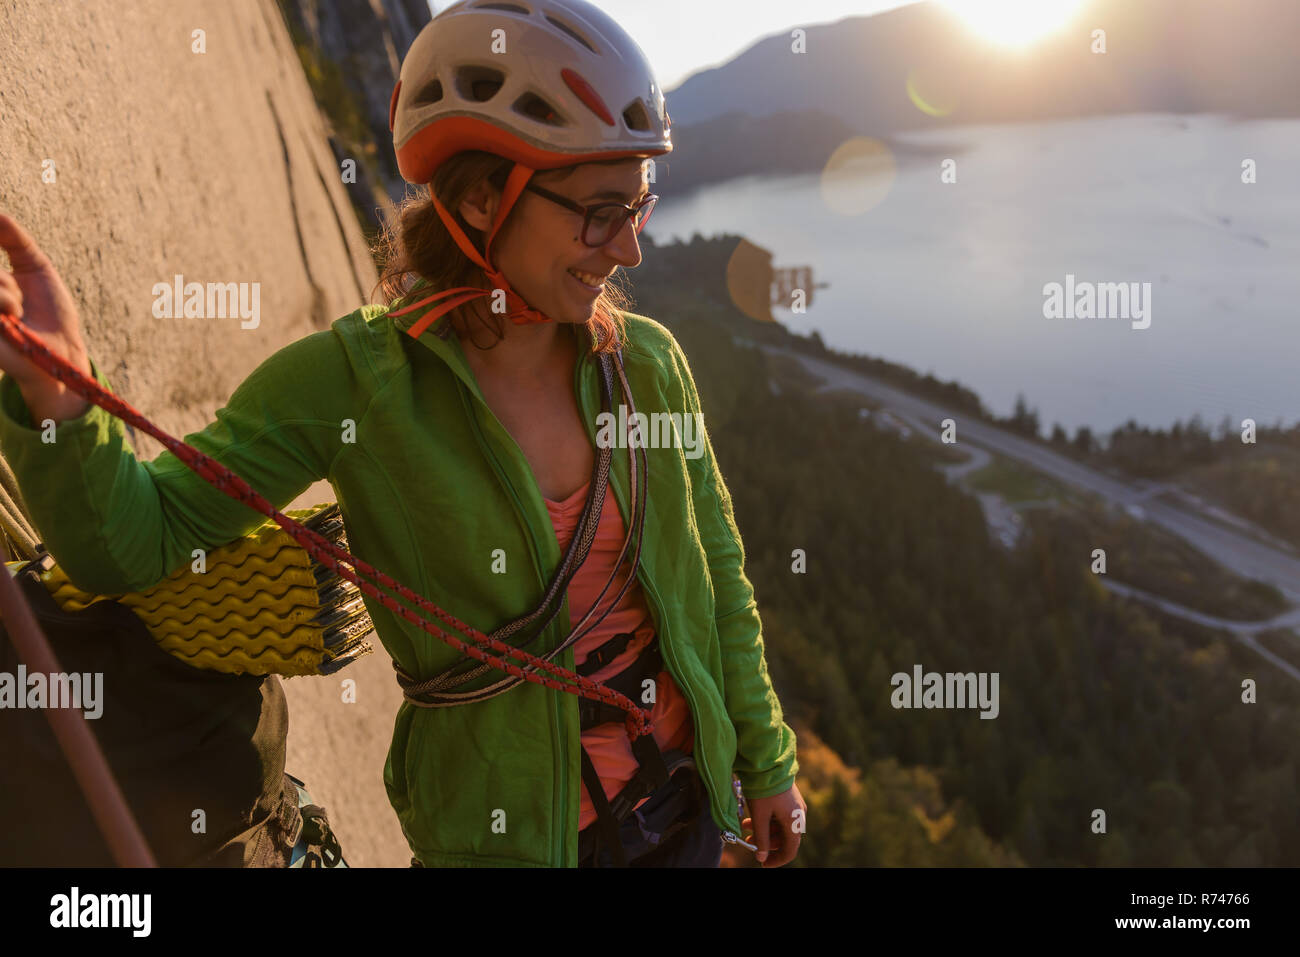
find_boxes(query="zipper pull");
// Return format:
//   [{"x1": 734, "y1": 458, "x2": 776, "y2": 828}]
[{"x1": 721, "y1": 830, "x2": 758, "y2": 852}]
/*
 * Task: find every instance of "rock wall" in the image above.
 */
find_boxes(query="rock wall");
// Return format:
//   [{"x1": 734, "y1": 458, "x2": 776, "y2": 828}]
[{"x1": 0, "y1": 0, "x2": 411, "y2": 865}]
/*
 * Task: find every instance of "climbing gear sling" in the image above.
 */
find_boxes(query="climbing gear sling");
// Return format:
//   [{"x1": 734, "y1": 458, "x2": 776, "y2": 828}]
[
  {"x1": 391, "y1": 330, "x2": 685, "y2": 866},
  {"x1": 389, "y1": 332, "x2": 643, "y2": 703}
]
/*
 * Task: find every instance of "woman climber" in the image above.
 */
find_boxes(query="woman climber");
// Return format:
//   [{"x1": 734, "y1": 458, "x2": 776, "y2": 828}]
[{"x1": 0, "y1": 0, "x2": 804, "y2": 867}]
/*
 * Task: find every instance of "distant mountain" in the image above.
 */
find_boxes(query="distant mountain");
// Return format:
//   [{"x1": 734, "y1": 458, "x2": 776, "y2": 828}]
[
  {"x1": 658, "y1": 107, "x2": 971, "y2": 195},
  {"x1": 657, "y1": 108, "x2": 854, "y2": 195},
  {"x1": 666, "y1": 0, "x2": 1300, "y2": 133}
]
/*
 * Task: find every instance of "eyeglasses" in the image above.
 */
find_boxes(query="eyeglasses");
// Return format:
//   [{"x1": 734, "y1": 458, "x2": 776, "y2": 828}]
[{"x1": 524, "y1": 183, "x2": 658, "y2": 248}]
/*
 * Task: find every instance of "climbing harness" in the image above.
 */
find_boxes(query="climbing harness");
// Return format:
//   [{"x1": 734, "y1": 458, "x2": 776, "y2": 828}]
[
  {"x1": 577, "y1": 746, "x2": 701, "y2": 866},
  {"x1": 575, "y1": 634, "x2": 671, "y2": 866},
  {"x1": 4, "y1": 503, "x2": 373, "y2": 677},
  {"x1": 0, "y1": 310, "x2": 653, "y2": 743}
]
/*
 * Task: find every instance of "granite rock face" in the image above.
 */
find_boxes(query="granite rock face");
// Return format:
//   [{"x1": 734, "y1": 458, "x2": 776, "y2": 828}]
[
  {"x1": 0, "y1": 0, "x2": 409, "y2": 866},
  {"x1": 0, "y1": 0, "x2": 379, "y2": 450}
]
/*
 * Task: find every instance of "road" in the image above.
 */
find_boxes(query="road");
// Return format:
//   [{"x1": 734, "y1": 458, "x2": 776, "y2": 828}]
[
  {"x1": 1099, "y1": 579, "x2": 1300, "y2": 681},
  {"x1": 766, "y1": 345, "x2": 1300, "y2": 675}
]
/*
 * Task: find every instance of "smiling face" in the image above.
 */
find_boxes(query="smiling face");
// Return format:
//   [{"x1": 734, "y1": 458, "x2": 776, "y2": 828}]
[{"x1": 458, "y1": 157, "x2": 650, "y2": 324}]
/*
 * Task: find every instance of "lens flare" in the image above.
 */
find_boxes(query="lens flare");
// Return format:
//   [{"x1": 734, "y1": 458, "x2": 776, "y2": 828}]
[
  {"x1": 907, "y1": 68, "x2": 959, "y2": 118},
  {"x1": 942, "y1": 0, "x2": 1086, "y2": 48},
  {"x1": 819, "y1": 137, "x2": 897, "y2": 217}
]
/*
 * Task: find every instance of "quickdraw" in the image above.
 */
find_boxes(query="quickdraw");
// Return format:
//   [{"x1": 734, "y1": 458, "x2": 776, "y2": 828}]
[{"x1": 0, "y1": 311, "x2": 653, "y2": 743}]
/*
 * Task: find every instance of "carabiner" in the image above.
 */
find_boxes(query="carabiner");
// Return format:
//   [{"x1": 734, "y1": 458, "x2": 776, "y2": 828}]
[{"x1": 726, "y1": 778, "x2": 758, "y2": 851}]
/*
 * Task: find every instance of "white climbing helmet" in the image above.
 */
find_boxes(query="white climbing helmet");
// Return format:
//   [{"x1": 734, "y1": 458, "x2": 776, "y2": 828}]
[{"x1": 389, "y1": 0, "x2": 673, "y2": 183}]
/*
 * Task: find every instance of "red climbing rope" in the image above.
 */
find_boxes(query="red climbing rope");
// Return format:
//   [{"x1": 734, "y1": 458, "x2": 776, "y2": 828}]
[{"x1": 0, "y1": 312, "x2": 652, "y2": 743}]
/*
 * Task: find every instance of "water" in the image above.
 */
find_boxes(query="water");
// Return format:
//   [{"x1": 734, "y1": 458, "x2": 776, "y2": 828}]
[{"x1": 643, "y1": 113, "x2": 1300, "y2": 437}]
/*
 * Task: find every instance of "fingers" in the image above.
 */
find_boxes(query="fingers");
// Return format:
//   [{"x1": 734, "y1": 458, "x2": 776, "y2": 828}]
[
  {"x1": 742, "y1": 809, "x2": 801, "y2": 868},
  {"x1": 0, "y1": 213, "x2": 50, "y2": 275},
  {"x1": 765, "y1": 817, "x2": 799, "y2": 868},
  {"x1": 749, "y1": 807, "x2": 773, "y2": 864},
  {"x1": 0, "y1": 276, "x2": 21, "y2": 320}
]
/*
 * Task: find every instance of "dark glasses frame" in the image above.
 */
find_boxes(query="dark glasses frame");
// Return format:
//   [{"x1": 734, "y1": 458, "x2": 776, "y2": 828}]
[{"x1": 524, "y1": 183, "x2": 658, "y2": 247}]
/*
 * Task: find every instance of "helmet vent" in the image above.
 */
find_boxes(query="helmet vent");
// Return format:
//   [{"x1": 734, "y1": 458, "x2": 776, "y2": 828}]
[
  {"x1": 455, "y1": 65, "x2": 506, "y2": 103},
  {"x1": 471, "y1": 1, "x2": 532, "y2": 14},
  {"x1": 513, "y1": 92, "x2": 566, "y2": 126},
  {"x1": 412, "y1": 78, "x2": 443, "y2": 108},
  {"x1": 622, "y1": 99, "x2": 652, "y2": 132},
  {"x1": 545, "y1": 14, "x2": 598, "y2": 55}
]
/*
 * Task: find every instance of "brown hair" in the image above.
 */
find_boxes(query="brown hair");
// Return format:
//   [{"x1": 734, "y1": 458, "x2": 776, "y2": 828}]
[{"x1": 370, "y1": 151, "x2": 639, "y2": 355}]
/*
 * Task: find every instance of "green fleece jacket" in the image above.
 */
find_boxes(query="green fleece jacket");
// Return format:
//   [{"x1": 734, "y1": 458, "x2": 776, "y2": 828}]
[{"x1": 0, "y1": 291, "x2": 798, "y2": 866}]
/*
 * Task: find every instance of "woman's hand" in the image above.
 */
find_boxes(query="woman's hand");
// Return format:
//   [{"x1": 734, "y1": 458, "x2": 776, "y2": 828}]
[
  {"x1": 0, "y1": 212, "x2": 93, "y2": 421},
  {"x1": 742, "y1": 781, "x2": 807, "y2": 867}
]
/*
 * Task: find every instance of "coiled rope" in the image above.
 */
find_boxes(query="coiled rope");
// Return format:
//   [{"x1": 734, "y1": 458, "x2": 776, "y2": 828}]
[{"x1": 0, "y1": 449, "x2": 39, "y2": 562}]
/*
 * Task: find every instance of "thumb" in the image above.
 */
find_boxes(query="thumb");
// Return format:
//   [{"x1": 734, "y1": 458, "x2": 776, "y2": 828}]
[{"x1": 0, "y1": 214, "x2": 51, "y2": 274}]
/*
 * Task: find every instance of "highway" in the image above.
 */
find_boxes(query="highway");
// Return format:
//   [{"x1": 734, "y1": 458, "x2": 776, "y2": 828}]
[{"x1": 765, "y1": 344, "x2": 1300, "y2": 678}]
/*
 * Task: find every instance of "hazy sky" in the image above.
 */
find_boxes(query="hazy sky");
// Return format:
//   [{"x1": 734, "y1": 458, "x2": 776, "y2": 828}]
[{"x1": 427, "y1": 1, "x2": 920, "y2": 90}]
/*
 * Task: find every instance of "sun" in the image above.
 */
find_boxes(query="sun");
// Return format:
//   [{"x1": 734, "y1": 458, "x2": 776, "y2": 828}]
[{"x1": 941, "y1": 0, "x2": 1086, "y2": 48}]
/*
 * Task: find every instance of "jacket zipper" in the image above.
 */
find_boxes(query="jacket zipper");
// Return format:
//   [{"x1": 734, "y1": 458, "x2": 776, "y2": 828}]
[
  {"x1": 458, "y1": 379, "x2": 571, "y2": 867},
  {"x1": 636, "y1": 568, "x2": 745, "y2": 843}
]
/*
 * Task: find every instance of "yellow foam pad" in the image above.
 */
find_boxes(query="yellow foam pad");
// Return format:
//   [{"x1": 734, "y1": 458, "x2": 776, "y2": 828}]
[{"x1": 5, "y1": 503, "x2": 373, "y2": 677}]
